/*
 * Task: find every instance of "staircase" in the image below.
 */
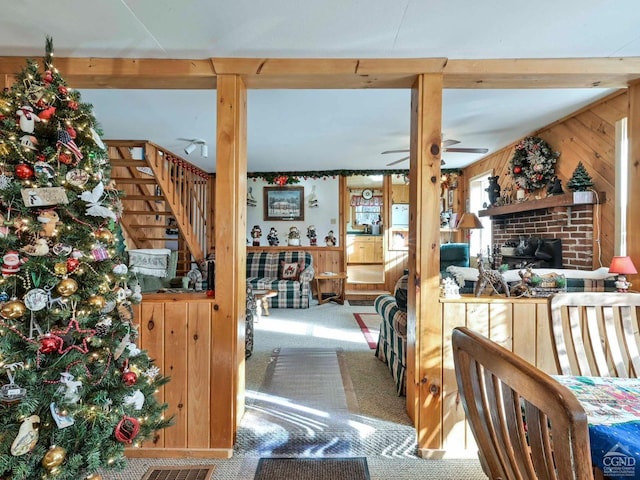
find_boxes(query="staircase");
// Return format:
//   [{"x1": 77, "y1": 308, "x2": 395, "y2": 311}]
[{"x1": 106, "y1": 140, "x2": 211, "y2": 275}]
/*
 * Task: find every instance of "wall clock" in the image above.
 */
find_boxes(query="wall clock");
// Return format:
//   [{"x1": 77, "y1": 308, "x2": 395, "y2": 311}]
[{"x1": 362, "y1": 188, "x2": 373, "y2": 200}]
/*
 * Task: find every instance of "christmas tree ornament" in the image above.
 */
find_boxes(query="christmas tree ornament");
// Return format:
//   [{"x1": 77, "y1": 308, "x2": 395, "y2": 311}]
[
  {"x1": 16, "y1": 105, "x2": 42, "y2": 133},
  {"x1": 95, "y1": 228, "x2": 115, "y2": 244},
  {"x1": 0, "y1": 362, "x2": 27, "y2": 404},
  {"x1": 117, "y1": 300, "x2": 134, "y2": 322},
  {"x1": 57, "y1": 85, "x2": 68, "y2": 96},
  {"x1": 41, "y1": 444, "x2": 66, "y2": 471},
  {"x1": 58, "y1": 152, "x2": 74, "y2": 165},
  {"x1": 80, "y1": 182, "x2": 117, "y2": 221},
  {"x1": 20, "y1": 238, "x2": 50, "y2": 256},
  {"x1": 36, "y1": 209, "x2": 60, "y2": 236},
  {"x1": 57, "y1": 372, "x2": 82, "y2": 404},
  {"x1": 43, "y1": 70, "x2": 53, "y2": 83},
  {"x1": 39, "y1": 335, "x2": 61, "y2": 354},
  {"x1": 112, "y1": 263, "x2": 128, "y2": 275},
  {"x1": 34, "y1": 161, "x2": 56, "y2": 179},
  {"x1": 101, "y1": 299, "x2": 116, "y2": 314},
  {"x1": 95, "y1": 317, "x2": 112, "y2": 337},
  {"x1": 65, "y1": 168, "x2": 89, "y2": 187},
  {"x1": 91, "y1": 246, "x2": 109, "y2": 261},
  {"x1": 24, "y1": 288, "x2": 48, "y2": 311},
  {"x1": 50, "y1": 318, "x2": 95, "y2": 354},
  {"x1": 54, "y1": 262, "x2": 67, "y2": 275},
  {"x1": 114, "y1": 415, "x2": 140, "y2": 443},
  {"x1": 88, "y1": 294, "x2": 106, "y2": 309},
  {"x1": 2, "y1": 250, "x2": 26, "y2": 275},
  {"x1": 90, "y1": 127, "x2": 106, "y2": 150},
  {"x1": 56, "y1": 129, "x2": 83, "y2": 161},
  {"x1": 49, "y1": 402, "x2": 75, "y2": 429},
  {"x1": 56, "y1": 277, "x2": 78, "y2": 296},
  {"x1": 10, "y1": 414, "x2": 40, "y2": 456},
  {"x1": 122, "y1": 370, "x2": 137, "y2": 386},
  {"x1": 0, "y1": 291, "x2": 9, "y2": 302},
  {"x1": 66, "y1": 257, "x2": 80, "y2": 272},
  {"x1": 123, "y1": 389, "x2": 145, "y2": 410},
  {"x1": 85, "y1": 474, "x2": 103, "y2": 480},
  {"x1": 37, "y1": 106, "x2": 56, "y2": 120},
  {"x1": 1, "y1": 298, "x2": 27, "y2": 319},
  {"x1": 114, "y1": 332, "x2": 131, "y2": 360},
  {"x1": 67, "y1": 100, "x2": 78, "y2": 110},
  {"x1": 0, "y1": 173, "x2": 13, "y2": 190},
  {"x1": 52, "y1": 243, "x2": 72, "y2": 256},
  {"x1": 14, "y1": 163, "x2": 34, "y2": 180}
]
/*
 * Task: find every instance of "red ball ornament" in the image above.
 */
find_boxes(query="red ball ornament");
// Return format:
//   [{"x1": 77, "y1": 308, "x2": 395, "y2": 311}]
[
  {"x1": 59, "y1": 153, "x2": 73, "y2": 165},
  {"x1": 67, "y1": 101, "x2": 78, "y2": 110},
  {"x1": 114, "y1": 415, "x2": 140, "y2": 444},
  {"x1": 40, "y1": 335, "x2": 60, "y2": 354},
  {"x1": 15, "y1": 164, "x2": 34, "y2": 180},
  {"x1": 122, "y1": 371, "x2": 137, "y2": 386},
  {"x1": 57, "y1": 86, "x2": 68, "y2": 96},
  {"x1": 206, "y1": 289, "x2": 215, "y2": 297},
  {"x1": 513, "y1": 166, "x2": 522, "y2": 174},
  {"x1": 66, "y1": 126, "x2": 76, "y2": 139},
  {"x1": 38, "y1": 106, "x2": 56, "y2": 120},
  {"x1": 66, "y1": 258, "x2": 80, "y2": 273},
  {"x1": 43, "y1": 70, "x2": 54, "y2": 84}
]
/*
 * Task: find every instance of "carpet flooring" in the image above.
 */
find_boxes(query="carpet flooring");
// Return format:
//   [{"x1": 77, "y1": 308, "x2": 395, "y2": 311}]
[
  {"x1": 254, "y1": 457, "x2": 369, "y2": 480},
  {"x1": 353, "y1": 313, "x2": 380, "y2": 349}
]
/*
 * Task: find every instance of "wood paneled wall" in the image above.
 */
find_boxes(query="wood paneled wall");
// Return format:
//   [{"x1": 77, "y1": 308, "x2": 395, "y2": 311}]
[{"x1": 464, "y1": 90, "x2": 626, "y2": 268}]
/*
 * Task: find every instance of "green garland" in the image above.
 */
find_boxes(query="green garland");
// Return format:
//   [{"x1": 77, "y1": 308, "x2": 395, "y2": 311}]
[
  {"x1": 248, "y1": 168, "x2": 462, "y2": 184},
  {"x1": 509, "y1": 136, "x2": 559, "y2": 191}
]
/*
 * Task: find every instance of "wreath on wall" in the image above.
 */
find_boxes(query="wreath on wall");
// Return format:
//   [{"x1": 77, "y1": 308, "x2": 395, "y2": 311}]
[{"x1": 509, "y1": 136, "x2": 560, "y2": 191}]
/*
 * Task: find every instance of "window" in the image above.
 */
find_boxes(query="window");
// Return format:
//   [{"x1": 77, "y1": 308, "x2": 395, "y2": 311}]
[
  {"x1": 468, "y1": 172, "x2": 493, "y2": 262},
  {"x1": 615, "y1": 117, "x2": 629, "y2": 256}
]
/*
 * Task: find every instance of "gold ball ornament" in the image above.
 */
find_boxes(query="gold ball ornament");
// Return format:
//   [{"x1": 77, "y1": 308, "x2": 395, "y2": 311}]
[
  {"x1": 57, "y1": 278, "x2": 78, "y2": 296},
  {"x1": 54, "y1": 262, "x2": 67, "y2": 275},
  {"x1": 1, "y1": 299, "x2": 26, "y2": 319},
  {"x1": 95, "y1": 229, "x2": 115, "y2": 244},
  {"x1": 42, "y1": 445, "x2": 66, "y2": 471},
  {"x1": 88, "y1": 295, "x2": 106, "y2": 309}
]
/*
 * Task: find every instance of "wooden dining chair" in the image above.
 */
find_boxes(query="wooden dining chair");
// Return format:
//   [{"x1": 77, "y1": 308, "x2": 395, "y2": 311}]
[
  {"x1": 548, "y1": 292, "x2": 640, "y2": 377},
  {"x1": 452, "y1": 327, "x2": 594, "y2": 480}
]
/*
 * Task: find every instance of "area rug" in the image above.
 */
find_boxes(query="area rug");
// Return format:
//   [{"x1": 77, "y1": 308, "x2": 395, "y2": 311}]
[
  {"x1": 254, "y1": 457, "x2": 370, "y2": 480},
  {"x1": 141, "y1": 465, "x2": 215, "y2": 480},
  {"x1": 353, "y1": 313, "x2": 380, "y2": 349},
  {"x1": 348, "y1": 299, "x2": 375, "y2": 306}
]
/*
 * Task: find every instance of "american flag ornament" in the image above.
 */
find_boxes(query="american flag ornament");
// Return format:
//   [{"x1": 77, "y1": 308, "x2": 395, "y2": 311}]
[{"x1": 56, "y1": 129, "x2": 83, "y2": 161}]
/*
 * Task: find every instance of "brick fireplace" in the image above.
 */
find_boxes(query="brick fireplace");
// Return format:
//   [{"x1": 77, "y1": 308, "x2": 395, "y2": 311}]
[{"x1": 491, "y1": 204, "x2": 595, "y2": 270}]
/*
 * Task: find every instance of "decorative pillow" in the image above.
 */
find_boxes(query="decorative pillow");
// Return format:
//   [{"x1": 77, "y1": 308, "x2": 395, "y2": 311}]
[
  {"x1": 128, "y1": 248, "x2": 171, "y2": 278},
  {"x1": 394, "y1": 274, "x2": 408, "y2": 312},
  {"x1": 280, "y1": 261, "x2": 302, "y2": 280}
]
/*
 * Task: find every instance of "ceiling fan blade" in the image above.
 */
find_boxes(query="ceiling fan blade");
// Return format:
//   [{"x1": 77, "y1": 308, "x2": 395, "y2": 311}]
[
  {"x1": 444, "y1": 147, "x2": 489, "y2": 154},
  {"x1": 381, "y1": 149, "x2": 409, "y2": 155},
  {"x1": 442, "y1": 139, "x2": 460, "y2": 147},
  {"x1": 386, "y1": 156, "x2": 410, "y2": 166}
]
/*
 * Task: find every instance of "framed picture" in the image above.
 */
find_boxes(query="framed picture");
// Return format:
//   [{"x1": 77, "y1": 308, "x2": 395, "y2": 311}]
[{"x1": 263, "y1": 186, "x2": 305, "y2": 221}]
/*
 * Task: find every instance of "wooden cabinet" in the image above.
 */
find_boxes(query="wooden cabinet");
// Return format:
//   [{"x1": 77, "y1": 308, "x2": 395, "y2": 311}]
[
  {"x1": 347, "y1": 235, "x2": 383, "y2": 263},
  {"x1": 392, "y1": 184, "x2": 410, "y2": 204},
  {"x1": 129, "y1": 293, "x2": 234, "y2": 458}
]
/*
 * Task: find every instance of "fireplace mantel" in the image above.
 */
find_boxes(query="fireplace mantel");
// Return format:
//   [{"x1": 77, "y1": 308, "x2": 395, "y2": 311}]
[{"x1": 479, "y1": 191, "x2": 605, "y2": 218}]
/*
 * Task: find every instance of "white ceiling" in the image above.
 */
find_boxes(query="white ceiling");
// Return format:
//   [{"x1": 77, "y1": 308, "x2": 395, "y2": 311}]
[{"x1": 3, "y1": 0, "x2": 640, "y2": 173}]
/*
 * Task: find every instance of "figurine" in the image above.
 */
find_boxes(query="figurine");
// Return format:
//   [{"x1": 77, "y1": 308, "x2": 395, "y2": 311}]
[
  {"x1": 287, "y1": 226, "x2": 300, "y2": 246},
  {"x1": 485, "y1": 175, "x2": 501, "y2": 207},
  {"x1": 324, "y1": 230, "x2": 336, "y2": 247},
  {"x1": 267, "y1": 227, "x2": 279, "y2": 246},
  {"x1": 250, "y1": 225, "x2": 262, "y2": 246},
  {"x1": 306, "y1": 225, "x2": 317, "y2": 246},
  {"x1": 307, "y1": 185, "x2": 318, "y2": 208}
]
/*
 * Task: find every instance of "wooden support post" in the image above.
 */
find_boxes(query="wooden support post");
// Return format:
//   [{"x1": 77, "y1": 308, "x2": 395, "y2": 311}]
[
  {"x1": 628, "y1": 81, "x2": 640, "y2": 286},
  {"x1": 212, "y1": 75, "x2": 247, "y2": 449},
  {"x1": 408, "y1": 73, "x2": 443, "y2": 452}
]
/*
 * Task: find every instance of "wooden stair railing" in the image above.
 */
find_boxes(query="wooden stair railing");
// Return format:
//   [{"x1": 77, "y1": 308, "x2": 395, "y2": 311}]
[{"x1": 106, "y1": 140, "x2": 210, "y2": 274}]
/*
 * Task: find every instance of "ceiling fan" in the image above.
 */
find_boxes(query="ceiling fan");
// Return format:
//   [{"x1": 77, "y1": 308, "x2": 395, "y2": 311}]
[{"x1": 382, "y1": 139, "x2": 489, "y2": 166}]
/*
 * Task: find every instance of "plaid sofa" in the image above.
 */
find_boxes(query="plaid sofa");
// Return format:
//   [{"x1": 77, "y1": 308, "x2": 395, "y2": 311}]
[
  {"x1": 374, "y1": 293, "x2": 407, "y2": 396},
  {"x1": 246, "y1": 251, "x2": 314, "y2": 308}
]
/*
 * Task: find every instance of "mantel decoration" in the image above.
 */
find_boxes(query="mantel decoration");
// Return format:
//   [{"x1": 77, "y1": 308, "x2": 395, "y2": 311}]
[
  {"x1": 509, "y1": 136, "x2": 560, "y2": 191},
  {"x1": 566, "y1": 161, "x2": 594, "y2": 191}
]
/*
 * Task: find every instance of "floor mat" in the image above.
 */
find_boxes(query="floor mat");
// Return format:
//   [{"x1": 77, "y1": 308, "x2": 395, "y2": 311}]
[
  {"x1": 141, "y1": 465, "x2": 215, "y2": 480},
  {"x1": 254, "y1": 457, "x2": 369, "y2": 480},
  {"x1": 353, "y1": 313, "x2": 380, "y2": 349},
  {"x1": 348, "y1": 299, "x2": 376, "y2": 306}
]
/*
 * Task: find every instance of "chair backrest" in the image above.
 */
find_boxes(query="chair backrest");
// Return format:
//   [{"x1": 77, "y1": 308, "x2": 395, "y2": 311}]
[
  {"x1": 548, "y1": 292, "x2": 640, "y2": 377},
  {"x1": 452, "y1": 327, "x2": 593, "y2": 480}
]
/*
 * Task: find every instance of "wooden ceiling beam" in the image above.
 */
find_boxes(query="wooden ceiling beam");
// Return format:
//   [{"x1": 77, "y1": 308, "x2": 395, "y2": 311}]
[{"x1": 0, "y1": 56, "x2": 639, "y2": 89}]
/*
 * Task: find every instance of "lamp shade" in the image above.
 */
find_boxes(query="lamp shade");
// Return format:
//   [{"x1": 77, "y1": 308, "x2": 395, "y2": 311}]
[
  {"x1": 609, "y1": 256, "x2": 638, "y2": 275},
  {"x1": 456, "y1": 212, "x2": 483, "y2": 230}
]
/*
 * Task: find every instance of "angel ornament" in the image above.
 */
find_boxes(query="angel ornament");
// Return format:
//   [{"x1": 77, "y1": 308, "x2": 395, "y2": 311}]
[{"x1": 79, "y1": 182, "x2": 118, "y2": 221}]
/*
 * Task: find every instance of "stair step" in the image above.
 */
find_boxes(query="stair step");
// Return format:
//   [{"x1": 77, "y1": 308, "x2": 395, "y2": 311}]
[
  {"x1": 122, "y1": 195, "x2": 165, "y2": 201},
  {"x1": 111, "y1": 160, "x2": 150, "y2": 167},
  {"x1": 116, "y1": 178, "x2": 158, "y2": 184},
  {"x1": 125, "y1": 210, "x2": 172, "y2": 215}
]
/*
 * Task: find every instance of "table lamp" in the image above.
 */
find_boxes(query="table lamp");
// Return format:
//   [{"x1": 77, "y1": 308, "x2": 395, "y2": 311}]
[
  {"x1": 608, "y1": 256, "x2": 637, "y2": 292},
  {"x1": 456, "y1": 212, "x2": 483, "y2": 238}
]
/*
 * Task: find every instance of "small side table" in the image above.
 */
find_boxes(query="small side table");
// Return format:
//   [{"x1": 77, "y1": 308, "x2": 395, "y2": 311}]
[
  {"x1": 253, "y1": 289, "x2": 278, "y2": 320},
  {"x1": 315, "y1": 272, "x2": 348, "y2": 305}
]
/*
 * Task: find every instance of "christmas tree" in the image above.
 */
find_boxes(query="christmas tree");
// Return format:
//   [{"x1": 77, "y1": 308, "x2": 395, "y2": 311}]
[
  {"x1": 0, "y1": 38, "x2": 171, "y2": 480},
  {"x1": 566, "y1": 161, "x2": 594, "y2": 191}
]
